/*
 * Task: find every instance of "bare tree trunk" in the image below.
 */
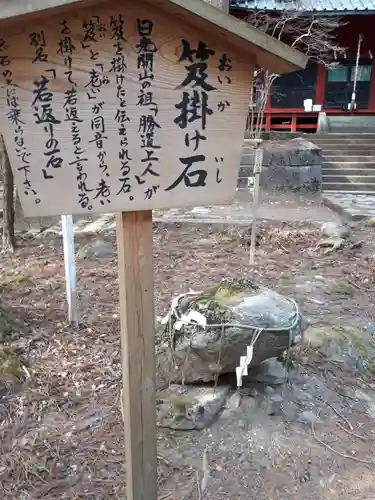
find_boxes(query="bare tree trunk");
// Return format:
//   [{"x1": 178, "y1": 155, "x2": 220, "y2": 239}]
[
  {"x1": 203, "y1": 0, "x2": 230, "y2": 13},
  {"x1": 0, "y1": 134, "x2": 16, "y2": 252},
  {"x1": 249, "y1": 85, "x2": 256, "y2": 138}
]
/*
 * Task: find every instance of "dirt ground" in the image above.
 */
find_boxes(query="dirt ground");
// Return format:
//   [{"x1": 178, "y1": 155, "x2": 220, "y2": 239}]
[{"x1": 1, "y1": 205, "x2": 375, "y2": 499}]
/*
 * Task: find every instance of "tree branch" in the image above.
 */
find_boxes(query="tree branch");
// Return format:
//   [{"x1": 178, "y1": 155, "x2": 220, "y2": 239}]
[{"x1": 245, "y1": 10, "x2": 347, "y2": 137}]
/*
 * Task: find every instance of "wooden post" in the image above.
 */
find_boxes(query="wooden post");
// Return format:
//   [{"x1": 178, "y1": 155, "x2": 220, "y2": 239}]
[
  {"x1": 61, "y1": 214, "x2": 78, "y2": 325},
  {"x1": 249, "y1": 141, "x2": 263, "y2": 265},
  {"x1": 116, "y1": 210, "x2": 157, "y2": 500}
]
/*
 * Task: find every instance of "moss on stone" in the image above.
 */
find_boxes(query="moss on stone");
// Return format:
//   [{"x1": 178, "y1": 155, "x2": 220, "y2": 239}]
[
  {"x1": 303, "y1": 325, "x2": 375, "y2": 374},
  {"x1": 0, "y1": 307, "x2": 31, "y2": 342},
  {"x1": 0, "y1": 345, "x2": 23, "y2": 385},
  {"x1": 0, "y1": 274, "x2": 32, "y2": 291}
]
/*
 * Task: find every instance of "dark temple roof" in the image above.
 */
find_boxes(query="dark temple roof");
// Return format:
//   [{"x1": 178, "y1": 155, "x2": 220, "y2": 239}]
[{"x1": 230, "y1": 0, "x2": 375, "y2": 14}]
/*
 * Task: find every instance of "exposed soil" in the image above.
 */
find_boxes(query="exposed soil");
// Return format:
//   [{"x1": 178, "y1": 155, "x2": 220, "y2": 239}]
[{"x1": 1, "y1": 216, "x2": 375, "y2": 499}]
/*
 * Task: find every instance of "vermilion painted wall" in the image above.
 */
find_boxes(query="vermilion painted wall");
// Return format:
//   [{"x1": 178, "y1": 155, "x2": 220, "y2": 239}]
[{"x1": 231, "y1": 11, "x2": 375, "y2": 112}]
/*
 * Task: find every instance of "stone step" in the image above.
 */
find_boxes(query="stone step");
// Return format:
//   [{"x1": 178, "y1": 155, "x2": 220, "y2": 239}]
[
  {"x1": 314, "y1": 139, "x2": 375, "y2": 150},
  {"x1": 307, "y1": 133, "x2": 375, "y2": 137},
  {"x1": 310, "y1": 136, "x2": 375, "y2": 140},
  {"x1": 323, "y1": 175, "x2": 375, "y2": 184},
  {"x1": 240, "y1": 153, "x2": 256, "y2": 165},
  {"x1": 312, "y1": 133, "x2": 375, "y2": 138},
  {"x1": 240, "y1": 165, "x2": 375, "y2": 176},
  {"x1": 241, "y1": 147, "x2": 255, "y2": 153},
  {"x1": 314, "y1": 136, "x2": 375, "y2": 139},
  {"x1": 311, "y1": 136, "x2": 375, "y2": 142},
  {"x1": 237, "y1": 177, "x2": 252, "y2": 188},
  {"x1": 322, "y1": 155, "x2": 375, "y2": 162},
  {"x1": 239, "y1": 166, "x2": 254, "y2": 177},
  {"x1": 310, "y1": 145, "x2": 375, "y2": 154},
  {"x1": 323, "y1": 168, "x2": 375, "y2": 176},
  {"x1": 322, "y1": 183, "x2": 375, "y2": 193},
  {"x1": 322, "y1": 161, "x2": 375, "y2": 169},
  {"x1": 318, "y1": 148, "x2": 375, "y2": 155},
  {"x1": 240, "y1": 166, "x2": 375, "y2": 176}
]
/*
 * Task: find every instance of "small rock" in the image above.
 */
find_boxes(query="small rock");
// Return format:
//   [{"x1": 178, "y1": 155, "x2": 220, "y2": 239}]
[
  {"x1": 317, "y1": 236, "x2": 345, "y2": 251},
  {"x1": 199, "y1": 238, "x2": 214, "y2": 246},
  {"x1": 303, "y1": 326, "x2": 326, "y2": 348},
  {"x1": 365, "y1": 323, "x2": 375, "y2": 337},
  {"x1": 156, "y1": 385, "x2": 230, "y2": 430},
  {"x1": 247, "y1": 358, "x2": 287, "y2": 386},
  {"x1": 225, "y1": 392, "x2": 241, "y2": 410},
  {"x1": 269, "y1": 393, "x2": 283, "y2": 403},
  {"x1": 238, "y1": 419, "x2": 249, "y2": 430},
  {"x1": 239, "y1": 228, "x2": 262, "y2": 247},
  {"x1": 77, "y1": 240, "x2": 116, "y2": 259},
  {"x1": 22, "y1": 227, "x2": 43, "y2": 240},
  {"x1": 191, "y1": 207, "x2": 210, "y2": 214},
  {"x1": 264, "y1": 386, "x2": 275, "y2": 396},
  {"x1": 300, "y1": 471, "x2": 311, "y2": 483},
  {"x1": 321, "y1": 221, "x2": 350, "y2": 239},
  {"x1": 249, "y1": 387, "x2": 261, "y2": 397},
  {"x1": 349, "y1": 240, "x2": 364, "y2": 250},
  {"x1": 298, "y1": 410, "x2": 316, "y2": 425}
]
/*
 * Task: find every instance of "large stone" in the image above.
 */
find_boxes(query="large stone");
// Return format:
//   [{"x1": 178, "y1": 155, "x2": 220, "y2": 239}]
[
  {"x1": 239, "y1": 138, "x2": 322, "y2": 193},
  {"x1": 259, "y1": 164, "x2": 321, "y2": 193},
  {"x1": 303, "y1": 325, "x2": 375, "y2": 373},
  {"x1": 242, "y1": 138, "x2": 321, "y2": 167},
  {"x1": 156, "y1": 279, "x2": 305, "y2": 384}
]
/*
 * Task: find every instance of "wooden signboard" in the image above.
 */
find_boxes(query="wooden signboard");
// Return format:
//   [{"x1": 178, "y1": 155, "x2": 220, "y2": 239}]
[
  {"x1": 0, "y1": 2, "x2": 254, "y2": 217},
  {"x1": 0, "y1": 1, "x2": 306, "y2": 499}
]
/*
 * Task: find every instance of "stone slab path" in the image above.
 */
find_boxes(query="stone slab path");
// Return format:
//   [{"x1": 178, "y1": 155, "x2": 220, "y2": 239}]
[
  {"x1": 21, "y1": 193, "x2": 338, "y2": 239},
  {"x1": 323, "y1": 192, "x2": 375, "y2": 220}
]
